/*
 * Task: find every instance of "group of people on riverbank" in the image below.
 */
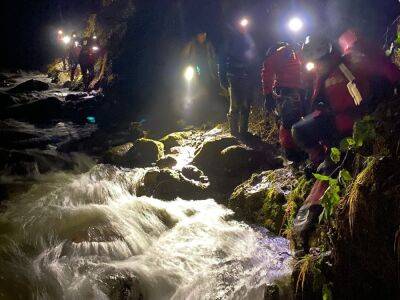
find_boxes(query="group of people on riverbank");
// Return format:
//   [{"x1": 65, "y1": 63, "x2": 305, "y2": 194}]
[
  {"x1": 57, "y1": 30, "x2": 101, "y2": 90},
  {"x1": 184, "y1": 20, "x2": 400, "y2": 247}
]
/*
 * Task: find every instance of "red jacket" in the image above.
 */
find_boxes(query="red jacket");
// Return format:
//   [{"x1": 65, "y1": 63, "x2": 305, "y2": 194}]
[
  {"x1": 261, "y1": 45, "x2": 303, "y2": 95},
  {"x1": 311, "y1": 32, "x2": 400, "y2": 135}
]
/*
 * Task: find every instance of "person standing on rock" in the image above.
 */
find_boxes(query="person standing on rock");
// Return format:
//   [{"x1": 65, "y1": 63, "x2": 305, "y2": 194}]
[
  {"x1": 79, "y1": 35, "x2": 100, "y2": 90},
  {"x1": 182, "y1": 29, "x2": 221, "y2": 123},
  {"x1": 219, "y1": 17, "x2": 258, "y2": 137},
  {"x1": 68, "y1": 32, "x2": 81, "y2": 82},
  {"x1": 183, "y1": 30, "x2": 218, "y2": 93},
  {"x1": 292, "y1": 31, "x2": 400, "y2": 251},
  {"x1": 261, "y1": 42, "x2": 307, "y2": 162}
]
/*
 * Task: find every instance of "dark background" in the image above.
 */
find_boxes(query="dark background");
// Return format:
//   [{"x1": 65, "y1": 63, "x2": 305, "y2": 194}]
[{"x1": 0, "y1": 0, "x2": 399, "y2": 70}]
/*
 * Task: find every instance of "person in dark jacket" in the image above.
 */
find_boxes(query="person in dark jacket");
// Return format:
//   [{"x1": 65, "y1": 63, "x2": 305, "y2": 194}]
[
  {"x1": 183, "y1": 30, "x2": 218, "y2": 89},
  {"x1": 68, "y1": 32, "x2": 81, "y2": 82},
  {"x1": 219, "y1": 19, "x2": 258, "y2": 136},
  {"x1": 79, "y1": 36, "x2": 100, "y2": 90}
]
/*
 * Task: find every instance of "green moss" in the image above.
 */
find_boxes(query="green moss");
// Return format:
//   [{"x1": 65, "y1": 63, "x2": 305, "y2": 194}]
[
  {"x1": 285, "y1": 176, "x2": 314, "y2": 228},
  {"x1": 159, "y1": 131, "x2": 191, "y2": 151},
  {"x1": 260, "y1": 187, "x2": 286, "y2": 234}
]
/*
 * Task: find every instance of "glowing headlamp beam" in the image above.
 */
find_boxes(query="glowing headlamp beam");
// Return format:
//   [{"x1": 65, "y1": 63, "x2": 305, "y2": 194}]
[
  {"x1": 240, "y1": 18, "x2": 249, "y2": 28},
  {"x1": 62, "y1": 35, "x2": 71, "y2": 44},
  {"x1": 184, "y1": 66, "x2": 195, "y2": 82},
  {"x1": 288, "y1": 17, "x2": 303, "y2": 32},
  {"x1": 306, "y1": 62, "x2": 315, "y2": 71}
]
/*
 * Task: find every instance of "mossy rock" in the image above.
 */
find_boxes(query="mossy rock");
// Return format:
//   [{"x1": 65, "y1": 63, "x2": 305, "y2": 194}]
[
  {"x1": 228, "y1": 168, "x2": 298, "y2": 234},
  {"x1": 221, "y1": 145, "x2": 255, "y2": 174},
  {"x1": 159, "y1": 131, "x2": 191, "y2": 152},
  {"x1": 192, "y1": 136, "x2": 240, "y2": 173},
  {"x1": 137, "y1": 169, "x2": 209, "y2": 201},
  {"x1": 102, "y1": 142, "x2": 134, "y2": 166},
  {"x1": 156, "y1": 155, "x2": 177, "y2": 169},
  {"x1": 182, "y1": 165, "x2": 205, "y2": 181},
  {"x1": 125, "y1": 138, "x2": 164, "y2": 167}
]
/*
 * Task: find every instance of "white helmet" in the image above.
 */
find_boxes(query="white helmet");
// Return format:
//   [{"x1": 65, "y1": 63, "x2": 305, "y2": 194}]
[{"x1": 302, "y1": 35, "x2": 333, "y2": 61}]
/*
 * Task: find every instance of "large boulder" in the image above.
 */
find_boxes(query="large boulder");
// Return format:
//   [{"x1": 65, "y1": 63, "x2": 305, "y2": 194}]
[
  {"x1": 221, "y1": 145, "x2": 281, "y2": 175},
  {"x1": 8, "y1": 79, "x2": 49, "y2": 93},
  {"x1": 192, "y1": 136, "x2": 240, "y2": 172},
  {"x1": 159, "y1": 131, "x2": 191, "y2": 152},
  {"x1": 228, "y1": 168, "x2": 298, "y2": 234},
  {"x1": 124, "y1": 138, "x2": 164, "y2": 167},
  {"x1": 103, "y1": 143, "x2": 134, "y2": 166},
  {"x1": 137, "y1": 169, "x2": 209, "y2": 200}
]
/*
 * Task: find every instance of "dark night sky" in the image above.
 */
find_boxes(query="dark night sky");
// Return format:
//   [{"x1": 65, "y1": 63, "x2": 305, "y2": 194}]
[{"x1": 0, "y1": 0, "x2": 399, "y2": 70}]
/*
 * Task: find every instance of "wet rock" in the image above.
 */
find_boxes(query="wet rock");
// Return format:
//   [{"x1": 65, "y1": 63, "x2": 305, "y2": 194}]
[
  {"x1": 98, "y1": 268, "x2": 143, "y2": 300},
  {"x1": 65, "y1": 92, "x2": 89, "y2": 102},
  {"x1": 160, "y1": 131, "x2": 191, "y2": 152},
  {"x1": 228, "y1": 168, "x2": 298, "y2": 234},
  {"x1": 192, "y1": 136, "x2": 240, "y2": 172},
  {"x1": 103, "y1": 143, "x2": 134, "y2": 166},
  {"x1": 156, "y1": 155, "x2": 177, "y2": 169},
  {"x1": 3, "y1": 97, "x2": 64, "y2": 122},
  {"x1": 124, "y1": 138, "x2": 164, "y2": 167},
  {"x1": 0, "y1": 149, "x2": 76, "y2": 176},
  {"x1": 62, "y1": 81, "x2": 72, "y2": 88},
  {"x1": 221, "y1": 145, "x2": 281, "y2": 175},
  {"x1": 0, "y1": 74, "x2": 16, "y2": 88},
  {"x1": 0, "y1": 91, "x2": 18, "y2": 108},
  {"x1": 181, "y1": 165, "x2": 205, "y2": 181},
  {"x1": 263, "y1": 284, "x2": 280, "y2": 300},
  {"x1": 137, "y1": 168, "x2": 209, "y2": 200},
  {"x1": 8, "y1": 79, "x2": 49, "y2": 93}
]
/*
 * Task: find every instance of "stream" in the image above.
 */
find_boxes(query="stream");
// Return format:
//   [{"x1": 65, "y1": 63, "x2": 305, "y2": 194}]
[{"x1": 0, "y1": 73, "x2": 293, "y2": 300}]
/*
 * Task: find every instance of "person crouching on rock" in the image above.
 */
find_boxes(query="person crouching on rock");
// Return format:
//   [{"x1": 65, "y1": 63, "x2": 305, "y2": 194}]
[
  {"x1": 79, "y1": 35, "x2": 100, "y2": 90},
  {"x1": 291, "y1": 31, "x2": 400, "y2": 252},
  {"x1": 261, "y1": 42, "x2": 307, "y2": 162},
  {"x1": 219, "y1": 17, "x2": 259, "y2": 137}
]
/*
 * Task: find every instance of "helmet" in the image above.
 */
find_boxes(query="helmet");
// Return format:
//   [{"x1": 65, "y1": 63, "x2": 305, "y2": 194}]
[{"x1": 302, "y1": 35, "x2": 333, "y2": 61}]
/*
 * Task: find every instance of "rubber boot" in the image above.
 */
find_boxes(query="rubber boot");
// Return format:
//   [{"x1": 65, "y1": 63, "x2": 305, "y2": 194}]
[{"x1": 228, "y1": 113, "x2": 239, "y2": 136}]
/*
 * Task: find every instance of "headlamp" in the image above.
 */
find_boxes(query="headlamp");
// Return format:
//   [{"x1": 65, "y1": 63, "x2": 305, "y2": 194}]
[
  {"x1": 62, "y1": 35, "x2": 71, "y2": 45},
  {"x1": 240, "y1": 18, "x2": 249, "y2": 28},
  {"x1": 184, "y1": 66, "x2": 195, "y2": 82},
  {"x1": 306, "y1": 62, "x2": 315, "y2": 72}
]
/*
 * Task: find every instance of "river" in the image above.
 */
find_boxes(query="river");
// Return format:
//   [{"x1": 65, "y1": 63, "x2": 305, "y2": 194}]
[{"x1": 0, "y1": 73, "x2": 293, "y2": 300}]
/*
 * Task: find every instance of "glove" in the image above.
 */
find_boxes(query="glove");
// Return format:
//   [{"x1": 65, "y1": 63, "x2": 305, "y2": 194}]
[{"x1": 264, "y1": 94, "x2": 276, "y2": 112}]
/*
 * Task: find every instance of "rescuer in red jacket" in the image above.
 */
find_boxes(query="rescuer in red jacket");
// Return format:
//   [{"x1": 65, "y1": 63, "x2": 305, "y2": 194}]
[
  {"x1": 291, "y1": 32, "x2": 400, "y2": 250},
  {"x1": 261, "y1": 42, "x2": 307, "y2": 161}
]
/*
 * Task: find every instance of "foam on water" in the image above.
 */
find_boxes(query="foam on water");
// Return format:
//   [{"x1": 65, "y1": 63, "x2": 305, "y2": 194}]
[{"x1": 0, "y1": 164, "x2": 293, "y2": 300}]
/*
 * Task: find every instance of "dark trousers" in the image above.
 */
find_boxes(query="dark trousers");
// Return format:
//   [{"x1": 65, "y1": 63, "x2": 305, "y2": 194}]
[
  {"x1": 275, "y1": 88, "x2": 305, "y2": 129},
  {"x1": 227, "y1": 76, "x2": 252, "y2": 133},
  {"x1": 80, "y1": 63, "x2": 95, "y2": 89}
]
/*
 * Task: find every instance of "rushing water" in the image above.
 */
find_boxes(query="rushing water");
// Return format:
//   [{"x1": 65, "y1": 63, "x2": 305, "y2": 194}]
[
  {"x1": 0, "y1": 164, "x2": 293, "y2": 300},
  {"x1": 0, "y1": 73, "x2": 293, "y2": 299}
]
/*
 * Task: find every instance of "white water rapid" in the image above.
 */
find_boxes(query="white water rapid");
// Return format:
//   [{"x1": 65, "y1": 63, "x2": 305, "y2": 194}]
[{"x1": 0, "y1": 163, "x2": 293, "y2": 300}]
